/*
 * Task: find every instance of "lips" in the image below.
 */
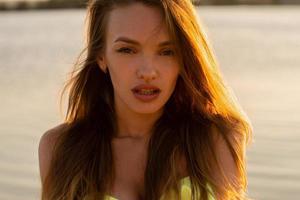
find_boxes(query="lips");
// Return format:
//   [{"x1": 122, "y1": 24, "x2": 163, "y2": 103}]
[
  {"x1": 131, "y1": 84, "x2": 161, "y2": 94},
  {"x1": 131, "y1": 84, "x2": 161, "y2": 102}
]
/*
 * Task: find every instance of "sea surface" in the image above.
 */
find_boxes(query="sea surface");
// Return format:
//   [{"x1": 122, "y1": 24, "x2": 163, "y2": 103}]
[{"x1": 0, "y1": 5, "x2": 300, "y2": 200}]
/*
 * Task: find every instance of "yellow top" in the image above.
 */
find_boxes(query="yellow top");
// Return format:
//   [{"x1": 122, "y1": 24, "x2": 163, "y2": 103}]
[{"x1": 104, "y1": 176, "x2": 215, "y2": 200}]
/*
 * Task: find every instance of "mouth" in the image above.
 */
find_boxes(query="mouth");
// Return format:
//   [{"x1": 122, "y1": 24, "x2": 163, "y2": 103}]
[
  {"x1": 131, "y1": 84, "x2": 161, "y2": 94},
  {"x1": 131, "y1": 84, "x2": 161, "y2": 102},
  {"x1": 132, "y1": 88, "x2": 161, "y2": 95}
]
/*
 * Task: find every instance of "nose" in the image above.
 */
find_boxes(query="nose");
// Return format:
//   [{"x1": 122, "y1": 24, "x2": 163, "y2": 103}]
[{"x1": 136, "y1": 59, "x2": 158, "y2": 82}]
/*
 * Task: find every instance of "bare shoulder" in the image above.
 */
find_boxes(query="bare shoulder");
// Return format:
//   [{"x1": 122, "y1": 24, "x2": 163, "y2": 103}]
[
  {"x1": 38, "y1": 123, "x2": 69, "y2": 183},
  {"x1": 210, "y1": 123, "x2": 242, "y2": 169},
  {"x1": 211, "y1": 123, "x2": 245, "y2": 149},
  {"x1": 39, "y1": 123, "x2": 69, "y2": 155},
  {"x1": 210, "y1": 123, "x2": 246, "y2": 198},
  {"x1": 211, "y1": 124, "x2": 237, "y2": 169}
]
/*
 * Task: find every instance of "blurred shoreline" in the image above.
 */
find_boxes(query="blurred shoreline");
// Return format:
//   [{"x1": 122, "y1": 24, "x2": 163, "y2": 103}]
[
  {"x1": 0, "y1": 0, "x2": 84, "y2": 11},
  {"x1": 1, "y1": 0, "x2": 300, "y2": 11}
]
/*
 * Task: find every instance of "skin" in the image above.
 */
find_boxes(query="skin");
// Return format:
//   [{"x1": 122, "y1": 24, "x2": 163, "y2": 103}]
[{"x1": 96, "y1": 3, "x2": 182, "y2": 199}]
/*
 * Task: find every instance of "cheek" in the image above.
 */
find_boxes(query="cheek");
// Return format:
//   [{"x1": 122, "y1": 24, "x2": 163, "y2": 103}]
[
  {"x1": 106, "y1": 59, "x2": 134, "y2": 92},
  {"x1": 166, "y1": 64, "x2": 180, "y2": 91},
  {"x1": 109, "y1": 68, "x2": 131, "y2": 90},
  {"x1": 164, "y1": 62, "x2": 180, "y2": 82}
]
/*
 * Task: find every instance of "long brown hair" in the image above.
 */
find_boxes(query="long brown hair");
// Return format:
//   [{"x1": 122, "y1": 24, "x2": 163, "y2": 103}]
[{"x1": 41, "y1": 0, "x2": 252, "y2": 200}]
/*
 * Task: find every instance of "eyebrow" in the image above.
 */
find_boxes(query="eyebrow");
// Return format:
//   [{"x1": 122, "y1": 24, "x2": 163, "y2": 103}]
[{"x1": 114, "y1": 36, "x2": 174, "y2": 47}]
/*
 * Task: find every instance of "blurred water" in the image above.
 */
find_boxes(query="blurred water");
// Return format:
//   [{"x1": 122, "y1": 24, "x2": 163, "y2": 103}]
[{"x1": 0, "y1": 6, "x2": 300, "y2": 200}]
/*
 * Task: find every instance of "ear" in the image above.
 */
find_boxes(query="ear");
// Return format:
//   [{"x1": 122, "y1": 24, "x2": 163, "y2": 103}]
[{"x1": 96, "y1": 53, "x2": 107, "y2": 73}]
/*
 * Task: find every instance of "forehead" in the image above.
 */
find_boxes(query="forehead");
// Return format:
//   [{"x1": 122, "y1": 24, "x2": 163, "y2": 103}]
[{"x1": 106, "y1": 3, "x2": 170, "y2": 45}]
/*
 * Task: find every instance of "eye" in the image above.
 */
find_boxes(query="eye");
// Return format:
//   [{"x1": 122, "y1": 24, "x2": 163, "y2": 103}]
[
  {"x1": 117, "y1": 47, "x2": 135, "y2": 54},
  {"x1": 160, "y1": 49, "x2": 175, "y2": 56}
]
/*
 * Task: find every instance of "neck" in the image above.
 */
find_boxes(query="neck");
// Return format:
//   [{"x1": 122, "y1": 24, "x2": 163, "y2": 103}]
[{"x1": 114, "y1": 103, "x2": 163, "y2": 140}]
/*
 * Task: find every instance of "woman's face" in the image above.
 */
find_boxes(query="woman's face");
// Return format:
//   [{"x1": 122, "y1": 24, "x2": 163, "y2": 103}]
[{"x1": 97, "y1": 2, "x2": 180, "y2": 115}]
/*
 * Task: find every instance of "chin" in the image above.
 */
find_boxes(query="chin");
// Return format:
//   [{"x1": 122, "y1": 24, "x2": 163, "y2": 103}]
[{"x1": 130, "y1": 103, "x2": 164, "y2": 115}]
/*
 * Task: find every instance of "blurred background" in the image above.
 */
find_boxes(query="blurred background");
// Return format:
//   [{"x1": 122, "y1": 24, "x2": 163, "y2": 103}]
[
  {"x1": 1, "y1": 0, "x2": 300, "y2": 10},
  {"x1": 0, "y1": 0, "x2": 299, "y2": 200}
]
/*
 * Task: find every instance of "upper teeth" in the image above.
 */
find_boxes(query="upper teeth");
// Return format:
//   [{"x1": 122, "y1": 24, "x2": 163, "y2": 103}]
[
  {"x1": 139, "y1": 89, "x2": 155, "y2": 94},
  {"x1": 141, "y1": 89, "x2": 154, "y2": 92}
]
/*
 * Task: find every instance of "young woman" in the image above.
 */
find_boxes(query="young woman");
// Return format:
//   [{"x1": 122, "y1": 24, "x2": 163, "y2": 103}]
[{"x1": 38, "y1": 0, "x2": 252, "y2": 200}]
